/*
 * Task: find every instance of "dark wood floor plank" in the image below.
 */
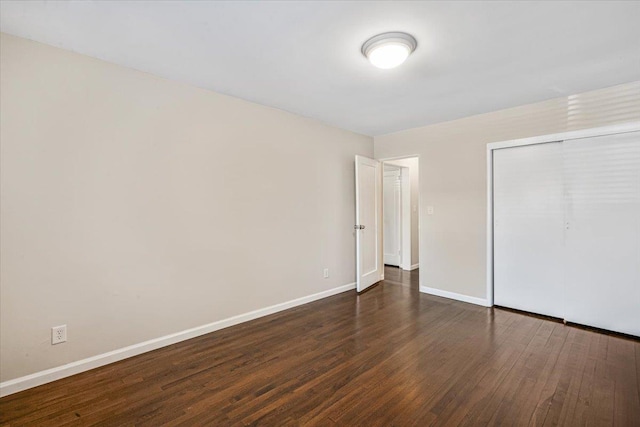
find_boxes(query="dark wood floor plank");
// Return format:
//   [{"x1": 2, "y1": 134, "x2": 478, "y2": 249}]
[{"x1": 1, "y1": 266, "x2": 639, "y2": 426}]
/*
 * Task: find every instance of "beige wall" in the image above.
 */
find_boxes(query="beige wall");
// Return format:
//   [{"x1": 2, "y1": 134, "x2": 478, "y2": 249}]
[
  {"x1": 0, "y1": 34, "x2": 373, "y2": 382},
  {"x1": 385, "y1": 158, "x2": 419, "y2": 267},
  {"x1": 375, "y1": 81, "x2": 640, "y2": 300}
]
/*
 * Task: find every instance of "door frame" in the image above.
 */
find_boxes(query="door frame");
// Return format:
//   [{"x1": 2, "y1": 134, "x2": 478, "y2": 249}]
[
  {"x1": 399, "y1": 166, "x2": 412, "y2": 270},
  {"x1": 486, "y1": 121, "x2": 640, "y2": 308},
  {"x1": 379, "y1": 155, "x2": 421, "y2": 275}
]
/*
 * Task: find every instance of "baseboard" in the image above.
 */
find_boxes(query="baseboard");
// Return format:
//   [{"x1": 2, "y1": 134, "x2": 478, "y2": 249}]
[
  {"x1": 419, "y1": 285, "x2": 490, "y2": 307},
  {"x1": 409, "y1": 263, "x2": 419, "y2": 271},
  {"x1": 0, "y1": 282, "x2": 356, "y2": 397},
  {"x1": 400, "y1": 263, "x2": 418, "y2": 271}
]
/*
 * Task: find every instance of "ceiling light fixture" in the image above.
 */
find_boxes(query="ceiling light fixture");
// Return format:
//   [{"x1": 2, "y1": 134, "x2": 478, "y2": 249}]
[{"x1": 362, "y1": 32, "x2": 417, "y2": 69}]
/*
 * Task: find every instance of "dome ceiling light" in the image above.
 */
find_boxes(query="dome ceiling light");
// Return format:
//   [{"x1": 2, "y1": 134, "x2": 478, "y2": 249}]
[{"x1": 361, "y1": 32, "x2": 417, "y2": 69}]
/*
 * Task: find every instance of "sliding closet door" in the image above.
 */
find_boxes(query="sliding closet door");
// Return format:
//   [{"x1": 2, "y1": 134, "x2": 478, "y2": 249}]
[
  {"x1": 563, "y1": 131, "x2": 640, "y2": 336},
  {"x1": 493, "y1": 142, "x2": 565, "y2": 318}
]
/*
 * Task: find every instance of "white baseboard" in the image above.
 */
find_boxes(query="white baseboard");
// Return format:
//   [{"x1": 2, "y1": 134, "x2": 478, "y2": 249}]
[
  {"x1": 400, "y1": 263, "x2": 419, "y2": 271},
  {"x1": 0, "y1": 282, "x2": 356, "y2": 397},
  {"x1": 409, "y1": 263, "x2": 419, "y2": 271},
  {"x1": 419, "y1": 285, "x2": 490, "y2": 307}
]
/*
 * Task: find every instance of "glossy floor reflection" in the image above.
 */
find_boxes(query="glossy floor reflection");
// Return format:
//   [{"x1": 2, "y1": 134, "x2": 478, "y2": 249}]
[{"x1": 1, "y1": 266, "x2": 638, "y2": 425}]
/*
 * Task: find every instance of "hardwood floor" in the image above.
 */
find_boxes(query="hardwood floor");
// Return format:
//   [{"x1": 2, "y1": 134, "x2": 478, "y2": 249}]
[{"x1": 1, "y1": 267, "x2": 639, "y2": 426}]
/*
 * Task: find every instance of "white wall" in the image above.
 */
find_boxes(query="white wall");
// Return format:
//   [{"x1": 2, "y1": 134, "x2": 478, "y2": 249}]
[
  {"x1": 375, "y1": 81, "x2": 640, "y2": 300},
  {"x1": 385, "y1": 158, "x2": 419, "y2": 267},
  {"x1": 0, "y1": 33, "x2": 373, "y2": 383}
]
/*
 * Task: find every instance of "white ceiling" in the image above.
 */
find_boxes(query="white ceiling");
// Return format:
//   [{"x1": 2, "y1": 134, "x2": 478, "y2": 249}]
[{"x1": 1, "y1": 1, "x2": 639, "y2": 136}]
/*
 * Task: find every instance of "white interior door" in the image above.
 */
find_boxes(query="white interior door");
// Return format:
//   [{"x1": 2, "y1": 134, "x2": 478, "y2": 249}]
[
  {"x1": 493, "y1": 142, "x2": 565, "y2": 318},
  {"x1": 383, "y1": 167, "x2": 402, "y2": 266},
  {"x1": 355, "y1": 155, "x2": 383, "y2": 292},
  {"x1": 563, "y1": 131, "x2": 640, "y2": 336}
]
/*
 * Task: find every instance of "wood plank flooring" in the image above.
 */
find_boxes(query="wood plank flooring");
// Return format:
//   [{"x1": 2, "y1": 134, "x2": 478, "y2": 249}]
[{"x1": 1, "y1": 267, "x2": 639, "y2": 426}]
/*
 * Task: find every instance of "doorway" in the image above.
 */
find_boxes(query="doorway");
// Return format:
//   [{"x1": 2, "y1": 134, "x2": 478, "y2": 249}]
[{"x1": 382, "y1": 157, "x2": 419, "y2": 272}]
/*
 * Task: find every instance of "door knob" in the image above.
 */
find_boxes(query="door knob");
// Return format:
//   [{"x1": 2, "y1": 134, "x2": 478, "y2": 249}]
[{"x1": 354, "y1": 225, "x2": 365, "y2": 230}]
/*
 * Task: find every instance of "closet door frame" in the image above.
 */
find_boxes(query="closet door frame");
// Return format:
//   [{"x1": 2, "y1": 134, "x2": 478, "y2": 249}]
[{"x1": 485, "y1": 121, "x2": 640, "y2": 307}]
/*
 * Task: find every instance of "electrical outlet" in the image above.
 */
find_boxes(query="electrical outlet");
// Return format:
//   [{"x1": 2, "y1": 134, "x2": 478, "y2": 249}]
[
  {"x1": 323, "y1": 268, "x2": 329, "y2": 278},
  {"x1": 52, "y1": 325, "x2": 67, "y2": 345},
  {"x1": 427, "y1": 206, "x2": 434, "y2": 215}
]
